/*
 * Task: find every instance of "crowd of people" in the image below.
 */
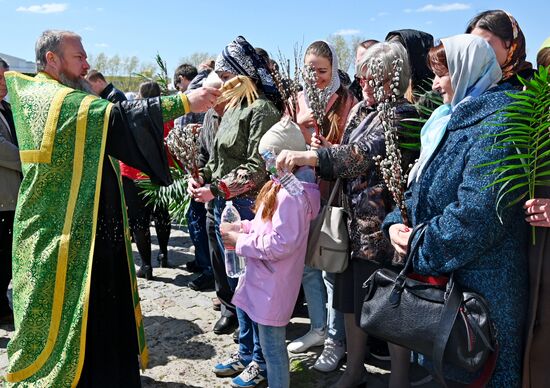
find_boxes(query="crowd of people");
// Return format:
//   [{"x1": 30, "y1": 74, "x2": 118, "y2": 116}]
[{"x1": 1, "y1": 8, "x2": 550, "y2": 388}]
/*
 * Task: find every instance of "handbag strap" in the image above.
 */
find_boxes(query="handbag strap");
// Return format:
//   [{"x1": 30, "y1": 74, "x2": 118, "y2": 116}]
[
  {"x1": 432, "y1": 281, "x2": 498, "y2": 387},
  {"x1": 467, "y1": 345, "x2": 498, "y2": 388},
  {"x1": 398, "y1": 223, "x2": 462, "y2": 386},
  {"x1": 431, "y1": 276, "x2": 461, "y2": 388},
  {"x1": 326, "y1": 178, "x2": 342, "y2": 207},
  {"x1": 394, "y1": 223, "x2": 428, "y2": 287},
  {"x1": 390, "y1": 223, "x2": 428, "y2": 305}
]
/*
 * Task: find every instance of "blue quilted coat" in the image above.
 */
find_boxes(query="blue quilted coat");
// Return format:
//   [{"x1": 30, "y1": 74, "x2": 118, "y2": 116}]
[{"x1": 382, "y1": 84, "x2": 528, "y2": 387}]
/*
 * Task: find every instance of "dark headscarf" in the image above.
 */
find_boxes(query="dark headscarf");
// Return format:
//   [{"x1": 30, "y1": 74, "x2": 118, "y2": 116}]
[
  {"x1": 386, "y1": 29, "x2": 434, "y2": 89},
  {"x1": 215, "y1": 35, "x2": 282, "y2": 110}
]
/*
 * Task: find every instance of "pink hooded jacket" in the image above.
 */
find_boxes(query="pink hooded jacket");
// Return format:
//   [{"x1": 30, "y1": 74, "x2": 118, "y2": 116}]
[{"x1": 233, "y1": 181, "x2": 321, "y2": 327}]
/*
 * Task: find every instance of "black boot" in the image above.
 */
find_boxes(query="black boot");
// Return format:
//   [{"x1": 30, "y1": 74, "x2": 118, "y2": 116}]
[
  {"x1": 157, "y1": 252, "x2": 169, "y2": 268},
  {"x1": 136, "y1": 265, "x2": 153, "y2": 280}
]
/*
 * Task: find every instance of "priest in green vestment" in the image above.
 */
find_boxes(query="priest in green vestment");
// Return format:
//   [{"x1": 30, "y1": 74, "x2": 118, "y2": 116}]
[{"x1": 3, "y1": 30, "x2": 219, "y2": 387}]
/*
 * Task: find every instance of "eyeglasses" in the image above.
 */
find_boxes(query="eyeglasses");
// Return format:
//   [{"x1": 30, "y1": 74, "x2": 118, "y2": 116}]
[{"x1": 357, "y1": 76, "x2": 373, "y2": 88}]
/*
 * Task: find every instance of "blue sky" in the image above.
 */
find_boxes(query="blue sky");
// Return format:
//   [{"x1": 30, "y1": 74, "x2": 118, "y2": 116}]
[{"x1": 1, "y1": 0, "x2": 547, "y2": 76}]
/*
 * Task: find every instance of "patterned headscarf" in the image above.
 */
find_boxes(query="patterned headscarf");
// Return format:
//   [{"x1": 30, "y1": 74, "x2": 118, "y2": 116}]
[
  {"x1": 499, "y1": 12, "x2": 530, "y2": 80},
  {"x1": 215, "y1": 36, "x2": 281, "y2": 108}
]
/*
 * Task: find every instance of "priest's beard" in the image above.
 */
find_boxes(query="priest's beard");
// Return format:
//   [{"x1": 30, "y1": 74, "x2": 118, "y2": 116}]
[{"x1": 59, "y1": 72, "x2": 95, "y2": 94}]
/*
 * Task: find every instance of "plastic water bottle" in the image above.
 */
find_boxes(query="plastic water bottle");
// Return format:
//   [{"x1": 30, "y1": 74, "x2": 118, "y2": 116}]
[
  {"x1": 221, "y1": 201, "x2": 246, "y2": 277},
  {"x1": 261, "y1": 149, "x2": 304, "y2": 196}
]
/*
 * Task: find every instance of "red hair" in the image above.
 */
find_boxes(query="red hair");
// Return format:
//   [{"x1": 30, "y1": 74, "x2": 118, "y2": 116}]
[
  {"x1": 427, "y1": 43, "x2": 449, "y2": 76},
  {"x1": 254, "y1": 180, "x2": 282, "y2": 221}
]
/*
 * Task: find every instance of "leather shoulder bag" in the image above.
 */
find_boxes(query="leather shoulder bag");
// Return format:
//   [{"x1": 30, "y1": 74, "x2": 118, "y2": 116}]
[
  {"x1": 305, "y1": 178, "x2": 349, "y2": 273},
  {"x1": 360, "y1": 223, "x2": 498, "y2": 387}
]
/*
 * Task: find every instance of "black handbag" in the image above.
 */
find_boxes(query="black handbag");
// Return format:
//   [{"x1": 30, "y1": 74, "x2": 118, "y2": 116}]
[{"x1": 360, "y1": 224, "x2": 498, "y2": 386}]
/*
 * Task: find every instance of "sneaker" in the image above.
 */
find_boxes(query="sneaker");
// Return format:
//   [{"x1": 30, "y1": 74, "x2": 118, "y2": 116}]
[
  {"x1": 313, "y1": 338, "x2": 346, "y2": 372},
  {"x1": 230, "y1": 361, "x2": 266, "y2": 387},
  {"x1": 287, "y1": 327, "x2": 326, "y2": 353},
  {"x1": 212, "y1": 352, "x2": 246, "y2": 377}
]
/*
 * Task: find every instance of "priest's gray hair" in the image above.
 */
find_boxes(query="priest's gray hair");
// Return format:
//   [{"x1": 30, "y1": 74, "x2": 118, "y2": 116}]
[
  {"x1": 35, "y1": 30, "x2": 81, "y2": 72},
  {"x1": 0, "y1": 57, "x2": 9, "y2": 70},
  {"x1": 357, "y1": 42, "x2": 411, "y2": 97}
]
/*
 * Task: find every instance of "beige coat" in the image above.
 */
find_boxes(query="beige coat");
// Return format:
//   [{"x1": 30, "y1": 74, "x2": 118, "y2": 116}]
[
  {"x1": 522, "y1": 186, "x2": 550, "y2": 388},
  {"x1": 0, "y1": 102, "x2": 21, "y2": 211}
]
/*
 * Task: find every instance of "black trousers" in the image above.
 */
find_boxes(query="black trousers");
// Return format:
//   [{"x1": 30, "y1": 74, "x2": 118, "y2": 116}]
[
  {"x1": 206, "y1": 206, "x2": 235, "y2": 318},
  {"x1": 0, "y1": 211, "x2": 14, "y2": 315},
  {"x1": 122, "y1": 176, "x2": 171, "y2": 266}
]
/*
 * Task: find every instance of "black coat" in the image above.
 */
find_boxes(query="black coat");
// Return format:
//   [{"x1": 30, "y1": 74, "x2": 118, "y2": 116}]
[{"x1": 100, "y1": 83, "x2": 127, "y2": 103}]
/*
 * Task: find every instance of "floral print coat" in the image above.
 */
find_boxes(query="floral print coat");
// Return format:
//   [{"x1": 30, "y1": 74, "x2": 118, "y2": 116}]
[{"x1": 316, "y1": 99, "x2": 418, "y2": 265}]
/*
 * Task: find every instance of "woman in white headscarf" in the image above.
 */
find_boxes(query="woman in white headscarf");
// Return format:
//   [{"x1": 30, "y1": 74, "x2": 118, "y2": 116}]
[
  {"x1": 279, "y1": 41, "x2": 420, "y2": 387},
  {"x1": 383, "y1": 34, "x2": 528, "y2": 386},
  {"x1": 295, "y1": 40, "x2": 357, "y2": 146}
]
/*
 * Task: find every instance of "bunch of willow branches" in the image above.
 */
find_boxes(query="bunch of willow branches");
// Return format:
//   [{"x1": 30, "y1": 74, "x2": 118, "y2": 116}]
[
  {"x1": 372, "y1": 56, "x2": 410, "y2": 227},
  {"x1": 303, "y1": 64, "x2": 329, "y2": 137},
  {"x1": 272, "y1": 45, "x2": 303, "y2": 121},
  {"x1": 165, "y1": 123, "x2": 201, "y2": 179}
]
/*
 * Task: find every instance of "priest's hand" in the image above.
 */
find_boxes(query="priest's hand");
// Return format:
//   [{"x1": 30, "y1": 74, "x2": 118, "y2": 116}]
[
  {"x1": 524, "y1": 198, "x2": 550, "y2": 227},
  {"x1": 187, "y1": 87, "x2": 221, "y2": 113}
]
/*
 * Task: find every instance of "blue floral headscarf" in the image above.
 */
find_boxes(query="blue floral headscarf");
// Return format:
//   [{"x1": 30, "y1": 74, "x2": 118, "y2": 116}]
[{"x1": 215, "y1": 35, "x2": 281, "y2": 109}]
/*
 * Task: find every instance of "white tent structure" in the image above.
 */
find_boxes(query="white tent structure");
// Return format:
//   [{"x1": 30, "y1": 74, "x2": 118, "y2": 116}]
[{"x1": 0, "y1": 52, "x2": 36, "y2": 74}]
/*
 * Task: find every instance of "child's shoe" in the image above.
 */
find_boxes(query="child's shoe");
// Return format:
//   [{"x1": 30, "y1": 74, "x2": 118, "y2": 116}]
[
  {"x1": 212, "y1": 352, "x2": 246, "y2": 377},
  {"x1": 230, "y1": 361, "x2": 267, "y2": 387}
]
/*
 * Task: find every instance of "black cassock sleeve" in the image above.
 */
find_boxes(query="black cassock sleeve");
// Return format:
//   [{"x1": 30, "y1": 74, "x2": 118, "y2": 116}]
[{"x1": 105, "y1": 97, "x2": 172, "y2": 186}]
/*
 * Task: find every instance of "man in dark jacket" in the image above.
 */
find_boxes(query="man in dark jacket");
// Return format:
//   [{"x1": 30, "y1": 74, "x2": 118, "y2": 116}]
[
  {"x1": 0, "y1": 57, "x2": 21, "y2": 326},
  {"x1": 86, "y1": 69, "x2": 127, "y2": 102}
]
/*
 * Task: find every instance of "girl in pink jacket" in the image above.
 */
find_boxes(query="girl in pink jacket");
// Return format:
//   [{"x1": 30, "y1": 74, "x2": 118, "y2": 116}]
[{"x1": 220, "y1": 118, "x2": 320, "y2": 388}]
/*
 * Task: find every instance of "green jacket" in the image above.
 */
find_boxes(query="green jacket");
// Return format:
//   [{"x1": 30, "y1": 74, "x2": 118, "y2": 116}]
[{"x1": 203, "y1": 96, "x2": 280, "y2": 199}]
